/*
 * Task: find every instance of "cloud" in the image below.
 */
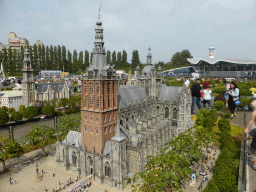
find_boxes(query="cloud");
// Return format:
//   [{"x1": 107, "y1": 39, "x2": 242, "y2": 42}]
[
  {"x1": 102, "y1": 14, "x2": 128, "y2": 31},
  {"x1": 81, "y1": 17, "x2": 93, "y2": 26},
  {"x1": 211, "y1": 0, "x2": 254, "y2": 10},
  {"x1": 110, "y1": 0, "x2": 124, "y2": 4},
  {"x1": 143, "y1": 0, "x2": 174, "y2": 13}
]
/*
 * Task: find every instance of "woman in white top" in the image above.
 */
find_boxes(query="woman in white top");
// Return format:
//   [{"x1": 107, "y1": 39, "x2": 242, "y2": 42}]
[{"x1": 203, "y1": 85, "x2": 212, "y2": 109}]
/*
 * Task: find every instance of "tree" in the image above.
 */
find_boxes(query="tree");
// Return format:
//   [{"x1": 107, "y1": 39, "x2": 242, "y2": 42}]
[
  {"x1": 29, "y1": 46, "x2": 34, "y2": 71},
  {"x1": 57, "y1": 114, "x2": 81, "y2": 140},
  {"x1": 50, "y1": 98, "x2": 57, "y2": 108},
  {"x1": 41, "y1": 44, "x2": 46, "y2": 70},
  {"x1": 53, "y1": 46, "x2": 58, "y2": 70},
  {"x1": 33, "y1": 100, "x2": 44, "y2": 112},
  {"x1": 49, "y1": 45, "x2": 54, "y2": 70},
  {"x1": 69, "y1": 95, "x2": 81, "y2": 108},
  {"x1": 84, "y1": 50, "x2": 89, "y2": 70},
  {"x1": 107, "y1": 50, "x2": 111, "y2": 64},
  {"x1": 42, "y1": 105, "x2": 55, "y2": 117},
  {"x1": 22, "y1": 125, "x2": 56, "y2": 156},
  {"x1": 67, "y1": 50, "x2": 72, "y2": 72},
  {"x1": 0, "y1": 110, "x2": 9, "y2": 124},
  {"x1": 45, "y1": 45, "x2": 50, "y2": 70},
  {"x1": 131, "y1": 50, "x2": 140, "y2": 68},
  {"x1": 0, "y1": 135, "x2": 11, "y2": 172},
  {"x1": 10, "y1": 111, "x2": 23, "y2": 122},
  {"x1": 61, "y1": 45, "x2": 67, "y2": 72},
  {"x1": 122, "y1": 50, "x2": 127, "y2": 64},
  {"x1": 72, "y1": 49, "x2": 78, "y2": 73},
  {"x1": 2, "y1": 48, "x2": 8, "y2": 73},
  {"x1": 78, "y1": 51, "x2": 83, "y2": 73},
  {"x1": 117, "y1": 51, "x2": 121, "y2": 63},
  {"x1": 112, "y1": 51, "x2": 116, "y2": 63},
  {"x1": 12, "y1": 49, "x2": 17, "y2": 74},
  {"x1": 57, "y1": 45, "x2": 61, "y2": 70},
  {"x1": 1, "y1": 106, "x2": 8, "y2": 112},
  {"x1": 180, "y1": 49, "x2": 193, "y2": 65},
  {"x1": 23, "y1": 106, "x2": 39, "y2": 120},
  {"x1": 7, "y1": 47, "x2": 13, "y2": 74},
  {"x1": 33, "y1": 44, "x2": 38, "y2": 75},
  {"x1": 18, "y1": 105, "x2": 25, "y2": 115},
  {"x1": 171, "y1": 52, "x2": 181, "y2": 65},
  {"x1": 90, "y1": 52, "x2": 93, "y2": 64},
  {"x1": 8, "y1": 108, "x2": 15, "y2": 114},
  {"x1": 58, "y1": 98, "x2": 69, "y2": 109}
]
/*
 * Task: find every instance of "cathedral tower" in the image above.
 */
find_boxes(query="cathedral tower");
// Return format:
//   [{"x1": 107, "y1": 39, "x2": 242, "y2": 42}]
[
  {"x1": 81, "y1": 14, "x2": 118, "y2": 154},
  {"x1": 22, "y1": 49, "x2": 35, "y2": 107}
]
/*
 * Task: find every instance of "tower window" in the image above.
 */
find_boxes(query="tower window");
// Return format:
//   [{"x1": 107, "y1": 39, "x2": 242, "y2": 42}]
[
  {"x1": 90, "y1": 117, "x2": 93, "y2": 122},
  {"x1": 96, "y1": 118, "x2": 99, "y2": 123},
  {"x1": 84, "y1": 126, "x2": 87, "y2": 132},
  {"x1": 90, "y1": 128, "x2": 93, "y2": 133},
  {"x1": 85, "y1": 96, "x2": 87, "y2": 105},
  {"x1": 96, "y1": 83, "x2": 99, "y2": 93},
  {"x1": 84, "y1": 115, "x2": 87, "y2": 121},
  {"x1": 96, "y1": 129, "x2": 99, "y2": 135},
  {"x1": 104, "y1": 128, "x2": 107, "y2": 134},
  {"x1": 104, "y1": 116, "x2": 106, "y2": 122},
  {"x1": 172, "y1": 108, "x2": 177, "y2": 126},
  {"x1": 108, "y1": 96, "x2": 110, "y2": 108},
  {"x1": 84, "y1": 82, "x2": 87, "y2": 92},
  {"x1": 97, "y1": 97, "x2": 99, "y2": 107},
  {"x1": 107, "y1": 82, "x2": 111, "y2": 93},
  {"x1": 90, "y1": 96, "x2": 93, "y2": 106},
  {"x1": 90, "y1": 83, "x2": 93, "y2": 93},
  {"x1": 109, "y1": 126, "x2": 111, "y2": 133},
  {"x1": 109, "y1": 115, "x2": 111, "y2": 121}
]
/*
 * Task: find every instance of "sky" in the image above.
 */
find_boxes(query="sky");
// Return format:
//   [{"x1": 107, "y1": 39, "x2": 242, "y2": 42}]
[{"x1": 0, "y1": 0, "x2": 255, "y2": 64}]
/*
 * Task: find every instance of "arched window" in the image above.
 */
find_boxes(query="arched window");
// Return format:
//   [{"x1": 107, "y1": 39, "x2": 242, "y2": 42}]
[
  {"x1": 90, "y1": 83, "x2": 93, "y2": 93},
  {"x1": 84, "y1": 126, "x2": 87, "y2": 132},
  {"x1": 84, "y1": 115, "x2": 87, "y2": 121},
  {"x1": 72, "y1": 151, "x2": 77, "y2": 166},
  {"x1": 88, "y1": 156, "x2": 93, "y2": 165},
  {"x1": 107, "y1": 83, "x2": 111, "y2": 93},
  {"x1": 96, "y1": 83, "x2": 99, "y2": 93},
  {"x1": 84, "y1": 82, "x2": 87, "y2": 92},
  {"x1": 90, "y1": 96, "x2": 93, "y2": 106},
  {"x1": 96, "y1": 129, "x2": 99, "y2": 135},
  {"x1": 85, "y1": 96, "x2": 87, "y2": 105},
  {"x1": 104, "y1": 128, "x2": 107, "y2": 134},
  {"x1": 97, "y1": 97, "x2": 99, "y2": 107},
  {"x1": 105, "y1": 162, "x2": 111, "y2": 177},
  {"x1": 165, "y1": 107, "x2": 169, "y2": 118},
  {"x1": 109, "y1": 126, "x2": 111, "y2": 133},
  {"x1": 172, "y1": 108, "x2": 177, "y2": 126}
]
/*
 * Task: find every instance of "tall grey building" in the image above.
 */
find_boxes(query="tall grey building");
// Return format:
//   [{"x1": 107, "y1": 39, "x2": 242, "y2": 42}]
[{"x1": 56, "y1": 14, "x2": 193, "y2": 190}]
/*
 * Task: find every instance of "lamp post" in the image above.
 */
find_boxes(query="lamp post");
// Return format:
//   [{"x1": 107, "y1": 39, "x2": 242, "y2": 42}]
[{"x1": 35, "y1": 158, "x2": 40, "y2": 180}]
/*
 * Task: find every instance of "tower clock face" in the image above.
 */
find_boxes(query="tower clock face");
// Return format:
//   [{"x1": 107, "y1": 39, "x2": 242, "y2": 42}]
[
  {"x1": 107, "y1": 72, "x2": 112, "y2": 79},
  {"x1": 88, "y1": 71, "x2": 93, "y2": 79}
]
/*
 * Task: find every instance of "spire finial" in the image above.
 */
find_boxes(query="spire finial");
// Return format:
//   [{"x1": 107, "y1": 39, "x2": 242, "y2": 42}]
[
  {"x1": 148, "y1": 46, "x2": 151, "y2": 54},
  {"x1": 98, "y1": 4, "x2": 101, "y2": 20}
]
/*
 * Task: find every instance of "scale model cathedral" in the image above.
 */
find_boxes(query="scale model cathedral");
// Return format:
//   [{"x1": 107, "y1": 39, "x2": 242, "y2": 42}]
[{"x1": 56, "y1": 14, "x2": 193, "y2": 189}]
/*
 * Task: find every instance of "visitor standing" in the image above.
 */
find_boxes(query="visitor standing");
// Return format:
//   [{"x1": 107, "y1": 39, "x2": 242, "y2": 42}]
[
  {"x1": 203, "y1": 85, "x2": 212, "y2": 109},
  {"x1": 203, "y1": 78, "x2": 209, "y2": 90},
  {"x1": 223, "y1": 78, "x2": 226, "y2": 85},
  {"x1": 191, "y1": 78, "x2": 202, "y2": 114},
  {"x1": 244, "y1": 100, "x2": 256, "y2": 170},
  {"x1": 78, "y1": 78, "x2": 81, "y2": 93},
  {"x1": 68, "y1": 79, "x2": 72, "y2": 92},
  {"x1": 227, "y1": 82, "x2": 239, "y2": 118},
  {"x1": 184, "y1": 78, "x2": 190, "y2": 88}
]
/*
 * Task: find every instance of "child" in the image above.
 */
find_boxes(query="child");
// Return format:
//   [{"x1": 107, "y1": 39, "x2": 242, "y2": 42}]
[{"x1": 203, "y1": 85, "x2": 212, "y2": 109}]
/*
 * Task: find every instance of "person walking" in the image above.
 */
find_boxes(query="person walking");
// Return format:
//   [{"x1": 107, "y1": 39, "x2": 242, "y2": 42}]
[
  {"x1": 68, "y1": 79, "x2": 72, "y2": 93},
  {"x1": 244, "y1": 100, "x2": 256, "y2": 170},
  {"x1": 227, "y1": 82, "x2": 239, "y2": 118},
  {"x1": 42, "y1": 169, "x2": 44, "y2": 174},
  {"x1": 184, "y1": 78, "x2": 190, "y2": 88},
  {"x1": 203, "y1": 78, "x2": 209, "y2": 90},
  {"x1": 203, "y1": 85, "x2": 212, "y2": 109},
  {"x1": 9, "y1": 177, "x2": 12, "y2": 185},
  {"x1": 191, "y1": 78, "x2": 202, "y2": 114},
  {"x1": 78, "y1": 78, "x2": 81, "y2": 93}
]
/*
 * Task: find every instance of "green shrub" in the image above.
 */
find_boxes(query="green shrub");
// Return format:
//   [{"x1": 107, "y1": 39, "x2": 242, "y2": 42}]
[
  {"x1": 214, "y1": 100, "x2": 225, "y2": 109},
  {"x1": 0, "y1": 110, "x2": 9, "y2": 124},
  {"x1": 23, "y1": 106, "x2": 39, "y2": 120},
  {"x1": 202, "y1": 111, "x2": 214, "y2": 132},
  {"x1": 55, "y1": 110, "x2": 63, "y2": 116},
  {"x1": 212, "y1": 86, "x2": 226, "y2": 95},
  {"x1": 195, "y1": 108, "x2": 208, "y2": 125},
  {"x1": 224, "y1": 113, "x2": 231, "y2": 119},
  {"x1": 7, "y1": 140, "x2": 24, "y2": 157},
  {"x1": 1, "y1": 106, "x2": 8, "y2": 112},
  {"x1": 218, "y1": 118, "x2": 231, "y2": 133},
  {"x1": 208, "y1": 109, "x2": 218, "y2": 124},
  {"x1": 240, "y1": 89, "x2": 252, "y2": 96},
  {"x1": 8, "y1": 108, "x2": 15, "y2": 114},
  {"x1": 18, "y1": 105, "x2": 25, "y2": 114},
  {"x1": 42, "y1": 105, "x2": 55, "y2": 117},
  {"x1": 238, "y1": 97, "x2": 251, "y2": 109},
  {"x1": 214, "y1": 95, "x2": 226, "y2": 104},
  {"x1": 10, "y1": 111, "x2": 23, "y2": 122},
  {"x1": 65, "y1": 108, "x2": 75, "y2": 114}
]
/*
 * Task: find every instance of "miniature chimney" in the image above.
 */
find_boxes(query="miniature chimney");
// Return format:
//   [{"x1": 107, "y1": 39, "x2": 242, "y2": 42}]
[{"x1": 209, "y1": 47, "x2": 215, "y2": 58}]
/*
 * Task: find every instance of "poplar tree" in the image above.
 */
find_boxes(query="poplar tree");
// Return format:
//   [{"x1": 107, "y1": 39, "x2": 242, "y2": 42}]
[
  {"x1": 12, "y1": 49, "x2": 17, "y2": 74},
  {"x1": 78, "y1": 51, "x2": 83, "y2": 73},
  {"x1": 49, "y1": 45, "x2": 54, "y2": 70},
  {"x1": 0, "y1": 51, "x2": 2, "y2": 64},
  {"x1": 45, "y1": 46, "x2": 50, "y2": 70},
  {"x1": 112, "y1": 51, "x2": 116, "y2": 64},
  {"x1": 41, "y1": 45, "x2": 46, "y2": 71},
  {"x1": 57, "y1": 45, "x2": 62, "y2": 70},
  {"x1": 2, "y1": 48, "x2": 8, "y2": 73},
  {"x1": 122, "y1": 50, "x2": 127, "y2": 64},
  {"x1": 38, "y1": 44, "x2": 42, "y2": 73},
  {"x1": 107, "y1": 50, "x2": 111, "y2": 64},
  {"x1": 67, "y1": 50, "x2": 72, "y2": 73},
  {"x1": 33, "y1": 44, "x2": 38, "y2": 75},
  {"x1": 29, "y1": 46, "x2": 34, "y2": 71},
  {"x1": 72, "y1": 50, "x2": 78, "y2": 73},
  {"x1": 7, "y1": 47, "x2": 13, "y2": 74},
  {"x1": 62, "y1": 45, "x2": 67, "y2": 72},
  {"x1": 53, "y1": 46, "x2": 58, "y2": 70},
  {"x1": 84, "y1": 50, "x2": 89, "y2": 71},
  {"x1": 90, "y1": 52, "x2": 93, "y2": 64},
  {"x1": 131, "y1": 50, "x2": 140, "y2": 68}
]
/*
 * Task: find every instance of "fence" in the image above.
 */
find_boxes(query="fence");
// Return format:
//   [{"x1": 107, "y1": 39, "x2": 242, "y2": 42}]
[{"x1": 65, "y1": 175, "x2": 93, "y2": 192}]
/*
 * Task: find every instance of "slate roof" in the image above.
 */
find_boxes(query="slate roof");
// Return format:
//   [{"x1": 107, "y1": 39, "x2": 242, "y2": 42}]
[
  {"x1": 35, "y1": 83, "x2": 66, "y2": 93},
  {"x1": 111, "y1": 124, "x2": 126, "y2": 142},
  {"x1": 117, "y1": 85, "x2": 148, "y2": 108},
  {"x1": 158, "y1": 85, "x2": 182, "y2": 102},
  {"x1": 141, "y1": 64, "x2": 154, "y2": 76},
  {"x1": 187, "y1": 58, "x2": 256, "y2": 65},
  {"x1": 62, "y1": 131, "x2": 81, "y2": 148}
]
